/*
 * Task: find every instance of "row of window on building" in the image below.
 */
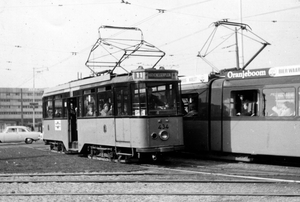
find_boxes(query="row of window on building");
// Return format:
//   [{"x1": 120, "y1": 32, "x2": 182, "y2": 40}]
[
  {"x1": 0, "y1": 105, "x2": 40, "y2": 109},
  {"x1": 0, "y1": 112, "x2": 42, "y2": 115},
  {"x1": 0, "y1": 99, "x2": 42, "y2": 102},
  {"x1": 0, "y1": 93, "x2": 43, "y2": 97}
]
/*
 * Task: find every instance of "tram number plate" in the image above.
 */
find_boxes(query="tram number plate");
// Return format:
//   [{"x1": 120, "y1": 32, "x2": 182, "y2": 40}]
[{"x1": 158, "y1": 124, "x2": 169, "y2": 129}]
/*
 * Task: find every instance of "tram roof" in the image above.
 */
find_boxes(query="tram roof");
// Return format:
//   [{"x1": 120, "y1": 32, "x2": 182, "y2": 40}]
[
  {"x1": 43, "y1": 67, "x2": 179, "y2": 97},
  {"x1": 180, "y1": 65, "x2": 300, "y2": 90}
]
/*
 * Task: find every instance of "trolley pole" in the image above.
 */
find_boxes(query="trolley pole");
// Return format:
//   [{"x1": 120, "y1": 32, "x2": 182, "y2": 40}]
[{"x1": 235, "y1": 27, "x2": 240, "y2": 70}]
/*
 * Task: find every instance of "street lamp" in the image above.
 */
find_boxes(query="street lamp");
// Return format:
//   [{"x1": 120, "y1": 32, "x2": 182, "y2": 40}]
[{"x1": 32, "y1": 67, "x2": 47, "y2": 131}]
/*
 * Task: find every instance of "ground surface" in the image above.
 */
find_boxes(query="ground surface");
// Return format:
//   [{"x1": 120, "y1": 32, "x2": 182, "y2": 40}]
[
  {"x1": 0, "y1": 141, "x2": 145, "y2": 173},
  {"x1": 1, "y1": 141, "x2": 300, "y2": 202}
]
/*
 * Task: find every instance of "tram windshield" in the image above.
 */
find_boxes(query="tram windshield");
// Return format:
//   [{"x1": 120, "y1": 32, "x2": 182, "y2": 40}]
[{"x1": 132, "y1": 82, "x2": 180, "y2": 116}]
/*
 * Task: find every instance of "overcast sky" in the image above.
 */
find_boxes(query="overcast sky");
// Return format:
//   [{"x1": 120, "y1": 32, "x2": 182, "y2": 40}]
[{"x1": 0, "y1": 0, "x2": 300, "y2": 88}]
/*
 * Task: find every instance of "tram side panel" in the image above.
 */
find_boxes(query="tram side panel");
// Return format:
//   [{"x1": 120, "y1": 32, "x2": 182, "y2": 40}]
[
  {"x1": 43, "y1": 119, "x2": 69, "y2": 150},
  {"x1": 260, "y1": 120, "x2": 300, "y2": 156},
  {"x1": 77, "y1": 118, "x2": 115, "y2": 152},
  {"x1": 210, "y1": 79, "x2": 224, "y2": 152},
  {"x1": 221, "y1": 79, "x2": 300, "y2": 157},
  {"x1": 222, "y1": 118, "x2": 300, "y2": 156},
  {"x1": 183, "y1": 119, "x2": 209, "y2": 152},
  {"x1": 181, "y1": 83, "x2": 210, "y2": 152},
  {"x1": 76, "y1": 117, "x2": 183, "y2": 153}
]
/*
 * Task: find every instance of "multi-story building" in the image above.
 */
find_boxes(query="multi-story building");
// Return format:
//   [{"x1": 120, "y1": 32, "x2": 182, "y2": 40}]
[{"x1": 0, "y1": 88, "x2": 44, "y2": 131}]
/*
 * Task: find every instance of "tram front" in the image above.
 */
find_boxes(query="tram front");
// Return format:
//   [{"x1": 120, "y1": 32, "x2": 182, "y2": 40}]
[{"x1": 128, "y1": 67, "x2": 184, "y2": 160}]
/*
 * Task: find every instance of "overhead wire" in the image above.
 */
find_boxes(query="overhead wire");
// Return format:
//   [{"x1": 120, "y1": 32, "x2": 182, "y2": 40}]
[
  {"x1": 0, "y1": 1, "x2": 120, "y2": 9},
  {"x1": 5, "y1": 0, "x2": 298, "y2": 83},
  {"x1": 242, "y1": 5, "x2": 300, "y2": 19},
  {"x1": 2, "y1": 1, "x2": 214, "y2": 74}
]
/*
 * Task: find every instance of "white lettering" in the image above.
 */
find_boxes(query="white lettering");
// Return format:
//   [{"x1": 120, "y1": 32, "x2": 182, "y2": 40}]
[{"x1": 227, "y1": 70, "x2": 267, "y2": 79}]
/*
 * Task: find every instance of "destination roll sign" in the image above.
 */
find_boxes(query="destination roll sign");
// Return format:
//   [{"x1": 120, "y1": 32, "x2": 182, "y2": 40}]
[
  {"x1": 225, "y1": 65, "x2": 300, "y2": 80},
  {"x1": 132, "y1": 67, "x2": 178, "y2": 80}
]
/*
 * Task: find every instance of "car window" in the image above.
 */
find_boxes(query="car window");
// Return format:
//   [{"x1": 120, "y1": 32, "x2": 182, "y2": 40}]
[
  {"x1": 18, "y1": 128, "x2": 27, "y2": 132},
  {"x1": 7, "y1": 128, "x2": 16, "y2": 133}
]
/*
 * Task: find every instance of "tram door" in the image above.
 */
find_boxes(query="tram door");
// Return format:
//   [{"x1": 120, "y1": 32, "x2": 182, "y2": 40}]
[
  {"x1": 114, "y1": 86, "x2": 131, "y2": 144},
  {"x1": 68, "y1": 98, "x2": 78, "y2": 149}
]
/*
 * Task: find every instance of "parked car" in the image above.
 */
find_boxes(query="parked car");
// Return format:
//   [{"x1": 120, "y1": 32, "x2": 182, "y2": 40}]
[{"x1": 0, "y1": 126, "x2": 42, "y2": 144}]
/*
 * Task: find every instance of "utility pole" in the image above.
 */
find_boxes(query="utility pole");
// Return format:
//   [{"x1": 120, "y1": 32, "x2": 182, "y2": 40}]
[
  {"x1": 21, "y1": 88, "x2": 23, "y2": 125},
  {"x1": 32, "y1": 68, "x2": 35, "y2": 131}
]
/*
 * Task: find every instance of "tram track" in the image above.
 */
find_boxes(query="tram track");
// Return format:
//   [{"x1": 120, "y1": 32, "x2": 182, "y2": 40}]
[
  {"x1": 1, "y1": 145, "x2": 300, "y2": 201},
  {"x1": 140, "y1": 164, "x2": 300, "y2": 184},
  {"x1": 1, "y1": 192, "x2": 300, "y2": 197},
  {"x1": 0, "y1": 172, "x2": 300, "y2": 200},
  {"x1": 0, "y1": 179, "x2": 284, "y2": 184}
]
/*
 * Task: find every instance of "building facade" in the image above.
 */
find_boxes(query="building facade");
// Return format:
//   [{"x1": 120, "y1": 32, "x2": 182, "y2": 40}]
[{"x1": 0, "y1": 88, "x2": 44, "y2": 131}]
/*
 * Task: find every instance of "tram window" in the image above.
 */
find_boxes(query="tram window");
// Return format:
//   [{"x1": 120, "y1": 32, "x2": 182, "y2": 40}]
[
  {"x1": 43, "y1": 97, "x2": 53, "y2": 118},
  {"x1": 72, "y1": 90, "x2": 82, "y2": 117},
  {"x1": 132, "y1": 83, "x2": 146, "y2": 116},
  {"x1": 147, "y1": 83, "x2": 178, "y2": 115},
  {"x1": 83, "y1": 94, "x2": 96, "y2": 117},
  {"x1": 115, "y1": 87, "x2": 129, "y2": 116},
  {"x1": 62, "y1": 99, "x2": 67, "y2": 118},
  {"x1": 182, "y1": 94, "x2": 198, "y2": 117},
  {"x1": 78, "y1": 97, "x2": 82, "y2": 117},
  {"x1": 53, "y1": 95, "x2": 63, "y2": 118},
  {"x1": 230, "y1": 90, "x2": 258, "y2": 116},
  {"x1": 263, "y1": 88, "x2": 295, "y2": 116},
  {"x1": 98, "y1": 90, "x2": 113, "y2": 116}
]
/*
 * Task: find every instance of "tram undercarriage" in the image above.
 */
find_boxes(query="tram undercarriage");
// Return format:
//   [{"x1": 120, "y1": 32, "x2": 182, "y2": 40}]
[
  {"x1": 87, "y1": 145, "x2": 166, "y2": 163},
  {"x1": 45, "y1": 140, "x2": 168, "y2": 163}
]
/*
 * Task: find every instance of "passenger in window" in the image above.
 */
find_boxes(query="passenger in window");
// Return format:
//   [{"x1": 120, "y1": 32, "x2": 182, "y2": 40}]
[
  {"x1": 100, "y1": 103, "x2": 112, "y2": 116},
  {"x1": 237, "y1": 100, "x2": 254, "y2": 116},
  {"x1": 86, "y1": 104, "x2": 94, "y2": 116},
  {"x1": 181, "y1": 100, "x2": 188, "y2": 115},
  {"x1": 265, "y1": 97, "x2": 278, "y2": 116},
  {"x1": 185, "y1": 104, "x2": 198, "y2": 117},
  {"x1": 47, "y1": 110, "x2": 52, "y2": 117},
  {"x1": 98, "y1": 102, "x2": 104, "y2": 115},
  {"x1": 148, "y1": 89, "x2": 165, "y2": 109},
  {"x1": 55, "y1": 109, "x2": 61, "y2": 117},
  {"x1": 274, "y1": 101, "x2": 295, "y2": 116}
]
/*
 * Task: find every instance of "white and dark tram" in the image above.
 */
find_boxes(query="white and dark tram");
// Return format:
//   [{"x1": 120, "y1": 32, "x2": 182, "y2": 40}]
[
  {"x1": 181, "y1": 66, "x2": 300, "y2": 158},
  {"x1": 42, "y1": 26, "x2": 184, "y2": 162}
]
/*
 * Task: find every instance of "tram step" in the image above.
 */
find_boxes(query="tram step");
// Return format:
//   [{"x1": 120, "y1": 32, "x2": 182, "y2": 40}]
[
  {"x1": 116, "y1": 152, "x2": 133, "y2": 156},
  {"x1": 90, "y1": 146, "x2": 113, "y2": 151}
]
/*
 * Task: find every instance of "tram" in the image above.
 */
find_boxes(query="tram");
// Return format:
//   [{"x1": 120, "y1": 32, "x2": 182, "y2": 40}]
[
  {"x1": 181, "y1": 65, "x2": 300, "y2": 158},
  {"x1": 42, "y1": 26, "x2": 184, "y2": 162}
]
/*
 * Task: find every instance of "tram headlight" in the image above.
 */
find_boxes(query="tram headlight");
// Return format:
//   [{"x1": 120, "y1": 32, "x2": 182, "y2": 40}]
[{"x1": 159, "y1": 130, "x2": 169, "y2": 141}]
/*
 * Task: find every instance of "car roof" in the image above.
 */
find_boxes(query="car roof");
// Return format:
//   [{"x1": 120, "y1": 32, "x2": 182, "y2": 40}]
[{"x1": 6, "y1": 126, "x2": 27, "y2": 129}]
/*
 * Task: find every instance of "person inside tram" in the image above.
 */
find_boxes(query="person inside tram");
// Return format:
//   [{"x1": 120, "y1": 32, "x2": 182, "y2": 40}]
[
  {"x1": 55, "y1": 109, "x2": 61, "y2": 117},
  {"x1": 185, "y1": 103, "x2": 198, "y2": 117},
  {"x1": 148, "y1": 88, "x2": 166, "y2": 109},
  {"x1": 237, "y1": 100, "x2": 254, "y2": 116},
  {"x1": 86, "y1": 104, "x2": 94, "y2": 116},
  {"x1": 273, "y1": 101, "x2": 295, "y2": 116},
  {"x1": 100, "y1": 103, "x2": 112, "y2": 116},
  {"x1": 265, "y1": 97, "x2": 278, "y2": 116}
]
